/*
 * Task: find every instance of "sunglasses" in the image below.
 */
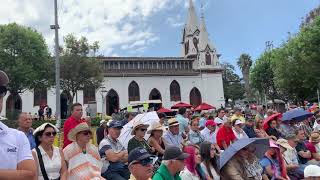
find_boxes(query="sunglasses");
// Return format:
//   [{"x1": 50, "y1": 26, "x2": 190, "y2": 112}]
[
  {"x1": 0, "y1": 86, "x2": 7, "y2": 97},
  {"x1": 44, "y1": 131, "x2": 57, "y2": 137},
  {"x1": 132, "y1": 157, "x2": 153, "y2": 166},
  {"x1": 139, "y1": 128, "x2": 147, "y2": 132},
  {"x1": 81, "y1": 130, "x2": 92, "y2": 136}
]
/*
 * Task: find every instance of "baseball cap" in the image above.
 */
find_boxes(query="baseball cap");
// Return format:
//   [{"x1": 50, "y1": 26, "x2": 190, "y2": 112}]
[
  {"x1": 108, "y1": 120, "x2": 123, "y2": 129},
  {"x1": 234, "y1": 119, "x2": 244, "y2": 125},
  {"x1": 205, "y1": 120, "x2": 216, "y2": 127},
  {"x1": 0, "y1": 71, "x2": 9, "y2": 86},
  {"x1": 128, "y1": 147, "x2": 153, "y2": 165},
  {"x1": 304, "y1": 165, "x2": 320, "y2": 177},
  {"x1": 163, "y1": 146, "x2": 189, "y2": 160}
]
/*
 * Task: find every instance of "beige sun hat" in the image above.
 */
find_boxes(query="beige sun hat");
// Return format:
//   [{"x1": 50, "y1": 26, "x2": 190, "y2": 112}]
[
  {"x1": 147, "y1": 122, "x2": 164, "y2": 134},
  {"x1": 276, "y1": 138, "x2": 293, "y2": 150},
  {"x1": 310, "y1": 132, "x2": 320, "y2": 143},
  {"x1": 68, "y1": 122, "x2": 90, "y2": 142},
  {"x1": 168, "y1": 118, "x2": 179, "y2": 127},
  {"x1": 131, "y1": 121, "x2": 150, "y2": 135}
]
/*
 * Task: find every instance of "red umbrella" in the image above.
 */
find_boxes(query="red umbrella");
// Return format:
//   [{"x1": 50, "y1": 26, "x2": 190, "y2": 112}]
[
  {"x1": 171, "y1": 102, "x2": 193, "y2": 109},
  {"x1": 157, "y1": 107, "x2": 173, "y2": 113},
  {"x1": 194, "y1": 103, "x2": 215, "y2": 111},
  {"x1": 263, "y1": 113, "x2": 282, "y2": 130}
]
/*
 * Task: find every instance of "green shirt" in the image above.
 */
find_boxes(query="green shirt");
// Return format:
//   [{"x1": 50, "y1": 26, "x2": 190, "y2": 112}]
[
  {"x1": 127, "y1": 137, "x2": 152, "y2": 154},
  {"x1": 152, "y1": 164, "x2": 182, "y2": 180}
]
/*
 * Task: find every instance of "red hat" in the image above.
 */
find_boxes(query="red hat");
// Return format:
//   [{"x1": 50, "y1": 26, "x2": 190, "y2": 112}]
[{"x1": 205, "y1": 120, "x2": 217, "y2": 127}]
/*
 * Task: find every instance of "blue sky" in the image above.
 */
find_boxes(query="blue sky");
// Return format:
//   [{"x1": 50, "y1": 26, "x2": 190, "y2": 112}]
[{"x1": 0, "y1": 0, "x2": 319, "y2": 74}]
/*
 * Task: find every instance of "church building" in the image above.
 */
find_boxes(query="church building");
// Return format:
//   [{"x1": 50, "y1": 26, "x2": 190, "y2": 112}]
[{"x1": 1, "y1": 0, "x2": 225, "y2": 118}]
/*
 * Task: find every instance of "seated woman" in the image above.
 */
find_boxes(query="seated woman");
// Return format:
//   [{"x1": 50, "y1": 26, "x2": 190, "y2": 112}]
[
  {"x1": 245, "y1": 146, "x2": 268, "y2": 180},
  {"x1": 255, "y1": 119, "x2": 277, "y2": 140},
  {"x1": 260, "y1": 140, "x2": 289, "y2": 180},
  {"x1": 232, "y1": 119, "x2": 248, "y2": 140},
  {"x1": 188, "y1": 118, "x2": 205, "y2": 145},
  {"x1": 32, "y1": 123, "x2": 67, "y2": 180},
  {"x1": 199, "y1": 141, "x2": 220, "y2": 180},
  {"x1": 128, "y1": 121, "x2": 154, "y2": 154},
  {"x1": 180, "y1": 145, "x2": 206, "y2": 180},
  {"x1": 266, "y1": 120, "x2": 281, "y2": 140},
  {"x1": 63, "y1": 122, "x2": 104, "y2": 180},
  {"x1": 147, "y1": 122, "x2": 165, "y2": 159}
]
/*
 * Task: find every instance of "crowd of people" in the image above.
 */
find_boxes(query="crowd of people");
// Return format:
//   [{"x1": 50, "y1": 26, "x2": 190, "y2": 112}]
[{"x1": 1, "y1": 69, "x2": 320, "y2": 180}]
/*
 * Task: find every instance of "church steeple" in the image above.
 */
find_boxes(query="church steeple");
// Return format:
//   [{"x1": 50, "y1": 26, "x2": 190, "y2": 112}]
[{"x1": 185, "y1": 0, "x2": 199, "y2": 35}]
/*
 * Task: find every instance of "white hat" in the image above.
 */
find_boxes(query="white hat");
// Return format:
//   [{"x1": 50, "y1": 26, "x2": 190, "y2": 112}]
[
  {"x1": 33, "y1": 123, "x2": 59, "y2": 136},
  {"x1": 304, "y1": 165, "x2": 320, "y2": 177},
  {"x1": 131, "y1": 121, "x2": 149, "y2": 135},
  {"x1": 234, "y1": 119, "x2": 244, "y2": 125},
  {"x1": 68, "y1": 122, "x2": 90, "y2": 141}
]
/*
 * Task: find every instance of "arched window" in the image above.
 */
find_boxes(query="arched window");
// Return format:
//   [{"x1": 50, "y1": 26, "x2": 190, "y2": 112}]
[
  {"x1": 149, "y1": 88, "x2": 162, "y2": 100},
  {"x1": 190, "y1": 87, "x2": 202, "y2": 107},
  {"x1": 193, "y1": 37, "x2": 198, "y2": 52},
  {"x1": 128, "y1": 81, "x2": 140, "y2": 102},
  {"x1": 170, "y1": 80, "x2": 181, "y2": 101},
  {"x1": 205, "y1": 52, "x2": 211, "y2": 65},
  {"x1": 83, "y1": 86, "x2": 96, "y2": 104},
  {"x1": 34, "y1": 88, "x2": 47, "y2": 106}
]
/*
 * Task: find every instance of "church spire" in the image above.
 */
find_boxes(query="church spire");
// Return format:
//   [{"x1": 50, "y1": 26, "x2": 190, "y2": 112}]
[
  {"x1": 198, "y1": 4, "x2": 213, "y2": 51},
  {"x1": 185, "y1": 0, "x2": 199, "y2": 35}
]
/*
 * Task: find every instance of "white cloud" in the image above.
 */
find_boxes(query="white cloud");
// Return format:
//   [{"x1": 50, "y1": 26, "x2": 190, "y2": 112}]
[{"x1": 0, "y1": 0, "x2": 187, "y2": 56}]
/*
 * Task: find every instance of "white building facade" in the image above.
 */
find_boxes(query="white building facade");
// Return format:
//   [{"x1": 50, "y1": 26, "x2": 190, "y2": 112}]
[{"x1": 1, "y1": 0, "x2": 225, "y2": 118}]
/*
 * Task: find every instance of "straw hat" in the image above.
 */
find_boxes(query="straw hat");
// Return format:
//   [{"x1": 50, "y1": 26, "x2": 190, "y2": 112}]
[
  {"x1": 68, "y1": 122, "x2": 90, "y2": 142},
  {"x1": 310, "y1": 132, "x2": 320, "y2": 143},
  {"x1": 276, "y1": 138, "x2": 293, "y2": 150},
  {"x1": 33, "y1": 123, "x2": 59, "y2": 136},
  {"x1": 147, "y1": 122, "x2": 164, "y2": 134},
  {"x1": 168, "y1": 118, "x2": 179, "y2": 127},
  {"x1": 131, "y1": 121, "x2": 149, "y2": 135}
]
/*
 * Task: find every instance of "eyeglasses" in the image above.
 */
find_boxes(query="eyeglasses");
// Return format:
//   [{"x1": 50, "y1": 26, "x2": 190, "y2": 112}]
[
  {"x1": 44, "y1": 131, "x2": 57, "y2": 137},
  {"x1": 132, "y1": 157, "x2": 153, "y2": 166},
  {"x1": 0, "y1": 86, "x2": 7, "y2": 97},
  {"x1": 81, "y1": 130, "x2": 92, "y2": 136},
  {"x1": 139, "y1": 128, "x2": 147, "y2": 132}
]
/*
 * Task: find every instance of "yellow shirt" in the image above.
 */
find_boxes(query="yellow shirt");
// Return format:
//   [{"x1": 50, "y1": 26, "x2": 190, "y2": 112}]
[{"x1": 231, "y1": 114, "x2": 245, "y2": 123}]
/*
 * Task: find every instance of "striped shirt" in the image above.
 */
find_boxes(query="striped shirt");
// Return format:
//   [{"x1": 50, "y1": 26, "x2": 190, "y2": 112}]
[{"x1": 63, "y1": 142, "x2": 104, "y2": 180}]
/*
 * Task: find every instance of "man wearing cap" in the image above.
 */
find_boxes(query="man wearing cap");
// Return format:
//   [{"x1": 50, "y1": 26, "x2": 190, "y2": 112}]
[
  {"x1": 305, "y1": 132, "x2": 320, "y2": 163},
  {"x1": 242, "y1": 118, "x2": 257, "y2": 138},
  {"x1": 128, "y1": 147, "x2": 154, "y2": 180},
  {"x1": 163, "y1": 118, "x2": 184, "y2": 149},
  {"x1": 0, "y1": 70, "x2": 36, "y2": 179},
  {"x1": 152, "y1": 146, "x2": 189, "y2": 180},
  {"x1": 201, "y1": 120, "x2": 221, "y2": 153},
  {"x1": 216, "y1": 118, "x2": 236, "y2": 150},
  {"x1": 99, "y1": 120, "x2": 130, "y2": 180},
  {"x1": 63, "y1": 103, "x2": 86, "y2": 149},
  {"x1": 304, "y1": 165, "x2": 320, "y2": 179}
]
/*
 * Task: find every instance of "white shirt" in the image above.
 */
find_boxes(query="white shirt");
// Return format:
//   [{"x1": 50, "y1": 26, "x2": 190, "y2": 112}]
[
  {"x1": 200, "y1": 162, "x2": 220, "y2": 180},
  {"x1": 180, "y1": 167, "x2": 200, "y2": 180},
  {"x1": 232, "y1": 127, "x2": 248, "y2": 139},
  {"x1": 33, "y1": 146, "x2": 61, "y2": 180},
  {"x1": 0, "y1": 121, "x2": 33, "y2": 169},
  {"x1": 200, "y1": 127, "x2": 217, "y2": 144}
]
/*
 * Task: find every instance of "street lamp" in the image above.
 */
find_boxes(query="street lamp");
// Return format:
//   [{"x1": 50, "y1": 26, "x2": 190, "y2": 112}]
[{"x1": 100, "y1": 86, "x2": 108, "y2": 115}]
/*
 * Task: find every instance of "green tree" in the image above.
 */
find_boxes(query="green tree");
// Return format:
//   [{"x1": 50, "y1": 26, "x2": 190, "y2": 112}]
[
  {"x1": 222, "y1": 62, "x2": 245, "y2": 106},
  {"x1": 0, "y1": 23, "x2": 51, "y2": 119},
  {"x1": 237, "y1": 53, "x2": 253, "y2": 99},
  {"x1": 60, "y1": 34, "x2": 103, "y2": 109}
]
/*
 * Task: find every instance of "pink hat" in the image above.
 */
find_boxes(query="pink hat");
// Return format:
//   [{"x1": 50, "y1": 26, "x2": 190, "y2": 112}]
[
  {"x1": 269, "y1": 140, "x2": 279, "y2": 148},
  {"x1": 205, "y1": 120, "x2": 217, "y2": 127}
]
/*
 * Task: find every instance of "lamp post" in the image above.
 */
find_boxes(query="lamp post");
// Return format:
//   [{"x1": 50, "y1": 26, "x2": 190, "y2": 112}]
[{"x1": 100, "y1": 86, "x2": 108, "y2": 116}]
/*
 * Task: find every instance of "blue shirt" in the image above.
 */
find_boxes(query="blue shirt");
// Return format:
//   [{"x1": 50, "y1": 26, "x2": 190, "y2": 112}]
[
  {"x1": 242, "y1": 125, "x2": 256, "y2": 138},
  {"x1": 199, "y1": 117, "x2": 207, "y2": 128},
  {"x1": 18, "y1": 128, "x2": 36, "y2": 150},
  {"x1": 163, "y1": 131, "x2": 183, "y2": 149},
  {"x1": 175, "y1": 114, "x2": 188, "y2": 133},
  {"x1": 260, "y1": 156, "x2": 281, "y2": 178}
]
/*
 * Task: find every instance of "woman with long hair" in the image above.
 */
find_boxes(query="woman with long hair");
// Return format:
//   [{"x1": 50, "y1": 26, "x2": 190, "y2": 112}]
[
  {"x1": 199, "y1": 141, "x2": 220, "y2": 180},
  {"x1": 147, "y1": 122, "x2": 165, "y2": 158},
  {"x1": 180, "y1": 145, "x2": 206, "y2": 180},
  {"x1": 32, "y1": 123, "x2": 68, "y2": 180},
  {"x1": 255, "y1": 119, "x2": 277, "y2": 140}
]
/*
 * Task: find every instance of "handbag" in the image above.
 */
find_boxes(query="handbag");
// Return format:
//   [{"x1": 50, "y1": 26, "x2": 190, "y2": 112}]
[{"x1": 35, "y1": 147, "x2": 60, "y2": 180}]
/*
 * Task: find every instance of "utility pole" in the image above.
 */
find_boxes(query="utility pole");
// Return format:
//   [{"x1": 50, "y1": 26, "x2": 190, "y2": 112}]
[{"x1": 51, "y1": 0, "x2": 61, "y2": 129}]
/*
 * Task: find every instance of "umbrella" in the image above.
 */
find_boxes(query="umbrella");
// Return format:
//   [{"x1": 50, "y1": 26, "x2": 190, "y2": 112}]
[
  {"x1": 193, "y1": 103, "x2": 215, "y2": 111},
  {"x1": 282, "y1": 109, "x2": 313, "y2": 122},
  {"x1": 118, "y1": 111, "x2": 160, "y2": 149},
  {"x1": 218, "y1": 138, "x2": 269, "y2": 170},
  {"x1": 263, "y1": 113, "x2": 282, "y2": 130},
  {"x1": 171, "y1": 102, "x2": 192, "y2": 109},
  {"x1": 157, "y1": 107, "x2": 173, "y2": 113}
]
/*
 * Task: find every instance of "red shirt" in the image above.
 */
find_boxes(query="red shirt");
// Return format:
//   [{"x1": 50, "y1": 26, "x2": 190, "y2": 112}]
[
  {"x1": 305, "y1": 142, "x2": 317, "y2": 160},
  {"x1": 216, "y1": 125, "x2": 236, "y2": 149},
  {"x1": 63, "y1": 116, "x2": 86, "y2": 149}
]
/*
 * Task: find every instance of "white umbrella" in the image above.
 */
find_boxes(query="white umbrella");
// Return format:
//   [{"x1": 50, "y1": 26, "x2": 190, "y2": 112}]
[{"x1": 119, "y1": 111, "x2": 160, "y2": 149}]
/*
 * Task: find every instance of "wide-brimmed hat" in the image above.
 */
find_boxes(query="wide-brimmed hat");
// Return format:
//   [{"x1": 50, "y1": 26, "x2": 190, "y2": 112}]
[
  {"x1": 163, "y1": 146, "x2": 189, "y2": 160},
  {"x1": 276, "y1": 138, "x2": 293, "y2": 150},
  {"x1": 168, "y1": 118, "x2": 179, "y2": 127},
  {"x1": 147, "y1": 122, "x2": 164, "y2": 134},
  {"x1": 33, "y1": 123, "x2": 59, "y2": 136},
  {"x1": 0, "y1": 71, "x2": 9, "y2": 86},
  {"x1": 310, "y1": 132, "x2": 320, "y2": 143},
  {"x1": 131, "y1": 121, "x2": 149, "y2": 135},
  {"x1": 68, "y1": 122, "x2": 90, "y2": 142}
]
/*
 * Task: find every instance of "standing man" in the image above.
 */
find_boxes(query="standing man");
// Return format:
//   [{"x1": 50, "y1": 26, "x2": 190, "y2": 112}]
[
  {"x1": 17, "y1": 112, "x2": 36, "y2": 150},
  {"x1": 63, "y1": 103, "x2": 86, "y2": 149},
  {"x1": 0, "y1": 70, "x2": 36, "y2": 179}
]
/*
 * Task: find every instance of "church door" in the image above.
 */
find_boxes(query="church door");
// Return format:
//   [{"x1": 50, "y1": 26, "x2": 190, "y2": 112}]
[
  {"x1": 189, "y1": 87, "x2": 202, "y2": 107},
  {"x1": 106, "y1": 89, "x2": 119, "y2": 116}
]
